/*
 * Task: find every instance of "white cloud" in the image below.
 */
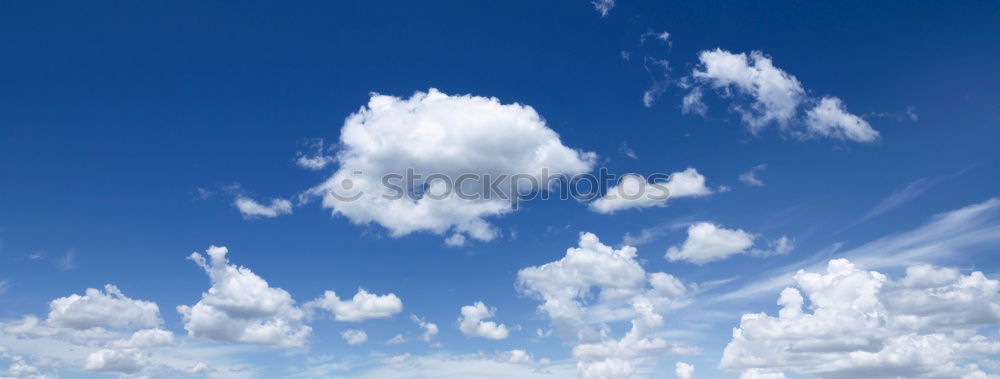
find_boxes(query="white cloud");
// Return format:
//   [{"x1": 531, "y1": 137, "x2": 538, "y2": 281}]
[
  {"x1": 0, "y1": 285, "x2": 235, "y2": 377},
  {"x1": 693, "y1": 49, "x2": 805, "y2": 131},
  {"x1": 385, "y1": 334, "x2": 405, "y2": 345},
  {"x1": 444, "y1": 233, "x2": 466, "y2": 247},
  {"x1": 739, "y1": 164, "x2": 767, "y2": 186},
  {"x1": 640, "y1": 30, "x2": 671, "y2": 45},
  {"x1": 720, "y1": 258, "x2": 1000, "y2": 378},
  {"x1": 307, "y1": 88, "x2": 595, "y2": 243},
  {"x1": 517, "y1": 233, "x2": 696, "y2": 377},
  {"x1": 183, "y1": 361, "x2": 214, "y2": 375},
  {"x1": 589, "y1": 168, "x2": 712, "y2": 214},
  {"x1": 457, "y1": 302, "x2": 509, "y2": 340},
  {"x1": 3, "y1": 284, "x2": 166, "y2": 351},
  {"x1": 675, "y1": 361, "x2": 694, "y2": 379},
  {"x1": 340, "y1": 329, "x2": 368, "y2": 345},
  {"x1": 805, "y1": 96, "x2": 880, "y2": 142},
  {"x1": 665, "y1": 223, "x2": 756, "y2": 264},
  {"x1": 0, "y1": 346, "x2": 56, "y2": 379},
  {"x1": 1, "y1": 283, "x2": 263, "y2": 377},
  {"x1": 859, "y1": 178, "x2": 936, "y2": 223},
  {"x1": 592, "y1": 0, "x2": 614, "y2": 16},
  {"x1": 621, "y1": 221, "x2": 692, "y2": 247},
  {"x1": 411, "y1": 315, "x2": 439, "y2": 342},
  {"x1": 573, "y1": 297, "x2": 695, "y2": 378},
  {"x1": 177, "y1": 245, "x2": 311, "y2": 348},
  {"x1": 295, "y1": 139, "x2": 336, "y2": 170},
  {"x1": 306, "y1": 288, "x2": 403, "y2": 322},
  {"x1": 690, "y1": 49, "x2": 878, "y2": 143},
  {"x1": 233, "y1": 196, "x2": 293, "y2": 218},
  {"x1": 711, "y1": 198, "x2": 1000, "y2": 304},
  {"x1": 619, "y1": 142, "x2": 638, "y2": 160},
  {"x1": 109, "y1": 328, "x2": 175, "y2": 349},
  {"x1": 664, "y1": 222, "x2": 794, "y2": 264},
  {"x1": 320, "y1": 352, "x2": 575, "y2": 378},
  {"x1": 662, "y1": 168, "x2": 715, "y2": 198},
  {"x1": 496, "y1": 349, "x2": 535, "y2": 365},
  {"x1": 749, "y1": 235, "x2": 795, "y2": 257},
  {"x1": 84, "y1": 348, "x2": 146, "y2": 374},
  {"x1": 643, "y1": 58, "x2": 671, "y2": 107},
  {"x1": 1, "y1": 330, "x2": 250, "y2": 378},
  {"x1": 739, "y1": 369, "x2": 786, "y2": 379},
  {"x1": 681, "y1": 87, "x2": 707, "y2": 116},
  {"x1": 46, "y1": 284, "x2": 162, "y2": 331},
  {"x1": 296, "y1": 155, "x2": 335, "y2": 170},
  {"x1": 380, "y1": 352, "x2": 411, "y2": 364}
]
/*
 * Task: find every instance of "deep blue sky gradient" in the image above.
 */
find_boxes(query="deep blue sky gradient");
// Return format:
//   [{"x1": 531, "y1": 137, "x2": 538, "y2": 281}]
[{"x1": 1, "y1": 1, "x2": 999, "y2": 376}]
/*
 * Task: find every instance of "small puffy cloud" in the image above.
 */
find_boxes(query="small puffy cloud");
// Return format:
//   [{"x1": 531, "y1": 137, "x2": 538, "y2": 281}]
[
  {"x1": 721, "y1": 259, "x2": 1000, "y2": 378},
  {"x1": 666, "y1": 223, "x2": 755, "y2": 264},
  {"x1": 592, "y1": 0, "x2": 614, "y2": 16},
  {"x1": 579, "y1": 358, "x2": 634, "y2": 378},
  {"x1": 675, "y1": 361, "x2": 695, "y2": 379},
  {"x1": 739, "y1": 164, "x2": 767, "y2": 186},
  {"x1": 295, "y1": 138, "x2": 336, "y2": 170},
  {"x1": 693, "y1": 49, "x2": 805, "y2": 130},
  {"x1": 296, "y1": 155, "x2": 336, "y2": 170},
  {"x1": 47, "y1": 284, "x2": 162, "y2": 331},
  {"x1": 457, "y1": 302, "x2": 509, "y2": 340},
  {"x1": 444, "y1": 233, "x2": 466, "y2": 248},
  {"x1": 307, "y1": 289, "x2": 403, "y2": 322},
  {"x1": 496, "y1": 349, "x2": 535, "y2": 365},
  {"x1": 233, "y1": 196, "x2": 292, "y2": 218},
  {"x1": 177, "y1": 246, "x2": 311, "y2": 348},
  {"x1": 84, "y1": 348, "x2": 146, "y2": 374},
  {"x1": 666, "y1": 223, "x2": 793, "y2": 264},
  {"x1": 663, "y1": 168, "x2": 715, "y2": 198},
  {"x1": 3, "y1": 284, "x2": 166, "y2": 350},
  {"x1": 805, "y1": 96, "x2": 880, "y2": 142},
  {"x1": 411, "y1": 315, "x2": 439, "y2": 343},
  {"x1": 689, "y1": 49, "x2": 878, "y2": 143},
  {"x1": 518, "y1": 233, "x2": 650, "y2": 328},
  {"x1": 518, "y1": 233, "x2": 696, "y2": 377},
  {"x1": 589, "y1": 168, "x2": 712, "y2": 214},
  {"x1": 307, "y1": 88, "x2": 595, "y2": 243},
  {"x1": 341, "y1": 329, "x2": 368, "y2": 345}
]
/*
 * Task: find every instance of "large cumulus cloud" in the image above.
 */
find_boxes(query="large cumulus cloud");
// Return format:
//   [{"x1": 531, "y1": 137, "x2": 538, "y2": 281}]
[
  {"x1": 517, "y1": 233, "x2": 695, "y2": 378},
  {"x1": 308, "y1": 89, "x2": 596, "y2": 243},
  {"x1": 721, "y1": 258, "x2": 1000, "y2": 378}
]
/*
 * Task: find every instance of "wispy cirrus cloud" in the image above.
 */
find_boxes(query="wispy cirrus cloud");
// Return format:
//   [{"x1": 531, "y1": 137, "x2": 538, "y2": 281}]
[
  {"x1": 710, "y1": 197, "x2": 1000, "y2": 303},
  {"x1": 738, "y1": 164, "x2": 767, "y2": 187}
]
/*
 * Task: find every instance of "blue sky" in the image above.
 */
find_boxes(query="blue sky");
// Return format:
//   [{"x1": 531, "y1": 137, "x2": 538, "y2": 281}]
[{"x1": 1, "y1": 1, "x2": 999, "y2": 378}]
